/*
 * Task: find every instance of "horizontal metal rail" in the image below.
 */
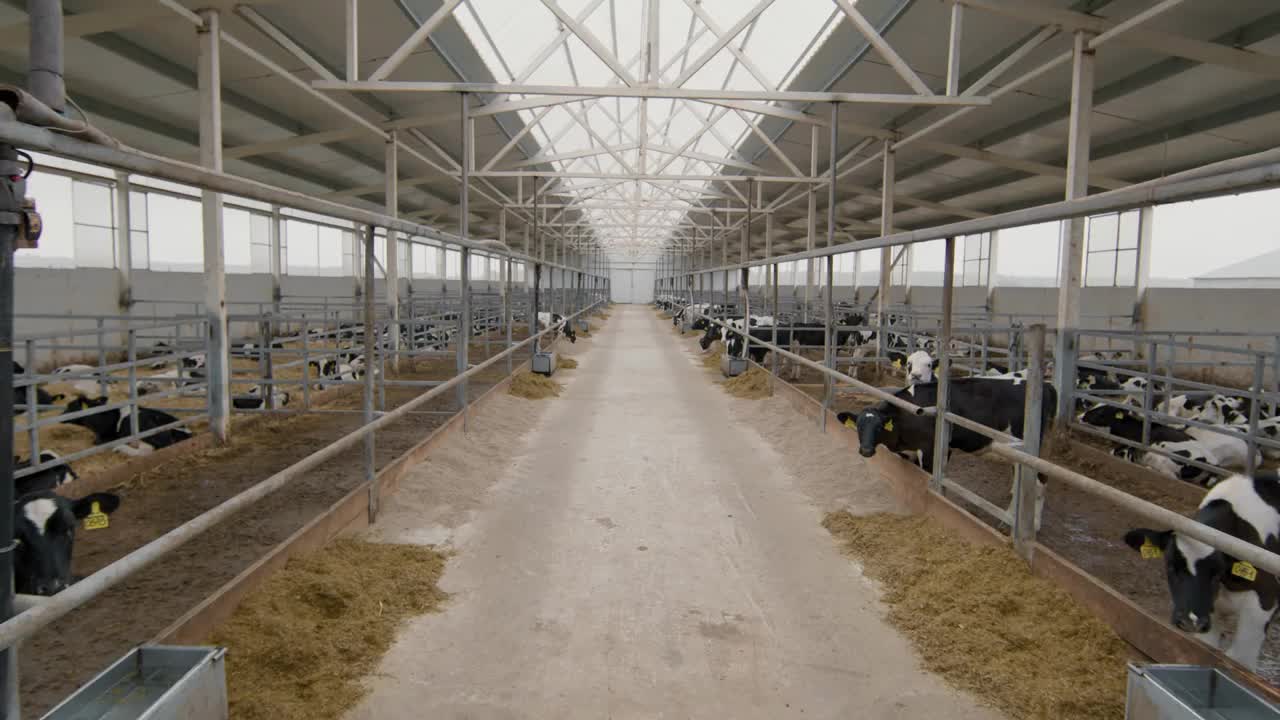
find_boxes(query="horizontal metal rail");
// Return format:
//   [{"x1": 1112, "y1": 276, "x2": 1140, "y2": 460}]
[{"x1": 0, "y1": 299, "x2": 601, "y2": 651}]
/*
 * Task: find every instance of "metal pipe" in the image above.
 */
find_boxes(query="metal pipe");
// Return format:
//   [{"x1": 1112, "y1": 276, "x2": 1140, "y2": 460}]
[
  {"x1": 0, "y1": 300, "x2": 601, "y2": 652},
  {"x1": 27, "y1": 0, "x2": 65, "y2": 113},
  {"x1": 930, "y1": 237, "x2": 955, "y2": 493},
  {"x1": 363, "y1": 224, "x2": 377, "y2": 523},
  {"x1": 0, "y1": 136, "x2": 19, "y2": 719},
  {"x1": 457, "y1": 93, "x2": 471, "y2": 419},
  {"x1": 1012, "y1": 323, "x2": 1045, "y2": 560}
]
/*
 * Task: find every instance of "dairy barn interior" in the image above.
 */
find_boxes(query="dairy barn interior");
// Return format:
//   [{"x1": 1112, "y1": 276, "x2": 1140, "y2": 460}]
[{"x1": 0, "y1": 0, "x2": 1279, "y2": 718}]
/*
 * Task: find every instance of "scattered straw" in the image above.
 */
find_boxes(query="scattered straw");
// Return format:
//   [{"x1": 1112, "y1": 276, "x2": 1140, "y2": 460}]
[
  {"x1": 722, "y1": 366, "x2": 772, "y2": 399},
  {"x1": 509, "y1": 371, "x2": 563, "y2": 399},
  {"x1": 822, "y1": 511, "x2": 1129, "y2": 720},
  {"x1": 700, "y1": 344, "x2": 723, "y2": 370},
  {"x1": 210, "y1": 540, "x2": 447, "y2": 720},
  {"x1": 557, "y1": 356, "x2": 579, "y2": 370}
]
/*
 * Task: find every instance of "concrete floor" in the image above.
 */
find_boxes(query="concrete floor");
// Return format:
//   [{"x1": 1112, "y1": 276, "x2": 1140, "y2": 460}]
[{"x1": 349, "y1": 305, "x2": 1001, "y2": 720}]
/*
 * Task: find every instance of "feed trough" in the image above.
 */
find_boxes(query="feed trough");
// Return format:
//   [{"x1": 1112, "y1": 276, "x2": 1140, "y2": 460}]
[
  {"x1": 42, "y1": 645, "x2": 227, "y2": 720},
  {"x1": 720, "y1": 353, "x2": 747, "y2": 377},
  {"x1": 532, "y1": 351, "x2": 558, "y2": 376},
  {"x1": 1125, "y1": 663, "x2": 1280, "y2": 720}
]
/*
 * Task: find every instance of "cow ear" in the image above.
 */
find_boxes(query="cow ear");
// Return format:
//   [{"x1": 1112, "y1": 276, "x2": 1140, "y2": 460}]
[
  {"x1": 71, "y1": 493, "x2": 121, "y2": 519},
  {"x1": 1124, "y1": 528, "x2": 1170, "y2": 555},
  {"x1": 932, "y1": 358, "x2": 940, "y2": 369}
]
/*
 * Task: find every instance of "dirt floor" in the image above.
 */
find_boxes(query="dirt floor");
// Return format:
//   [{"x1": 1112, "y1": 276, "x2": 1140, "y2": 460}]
[
  {"x1": 18, "y1": 341, "x2": 523, "y2": 717},
  {"x1": 346, "y1": 305, "x2": 1001, "y2": 719}
]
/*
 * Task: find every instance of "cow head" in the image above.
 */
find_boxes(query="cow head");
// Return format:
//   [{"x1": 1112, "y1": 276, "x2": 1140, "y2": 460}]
[
  {"x1": 1080, "y1": 404, "x2": 1136, "y2": 429},
  {"x1": 841, "y1": 407, "x2": 895, "y2": 459},
  {"x1": 1124, "y1": 527, "x2": 1225, "y2": 634},
  {"x1": 699, "y1": 325, "x2": 721, "y2": 351},
  {"x1": 14, "y1": 492, "x2": 121, "y2": 595},
  {"x1": 906, "y1": 350, "x2": 938, "y2": 384}
]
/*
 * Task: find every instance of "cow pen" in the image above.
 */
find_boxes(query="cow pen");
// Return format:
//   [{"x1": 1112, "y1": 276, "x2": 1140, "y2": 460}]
[{"x1": 3, "y1": 0, "x2": 1280, "y2": 718}]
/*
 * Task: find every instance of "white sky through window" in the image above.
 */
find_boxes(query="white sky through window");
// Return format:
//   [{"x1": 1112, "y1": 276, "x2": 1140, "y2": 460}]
[{"x1": 454, "y1": 0, "x2": 840, "y2": 255}]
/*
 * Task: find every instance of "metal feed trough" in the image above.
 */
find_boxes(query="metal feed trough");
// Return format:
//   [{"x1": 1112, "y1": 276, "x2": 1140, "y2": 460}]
[
  {"x1": 720, "y1": 353, "x2": 747, "y2": 377},
  {"x1": 532, "y1": 351, "x2": 558, "y2": 376},
  {"x1": 42, "y1": 645, "x2": 227, "y2": 720},
  {"x1": 1126, "y1": 664, "x2": 1280, "y2": 719}
]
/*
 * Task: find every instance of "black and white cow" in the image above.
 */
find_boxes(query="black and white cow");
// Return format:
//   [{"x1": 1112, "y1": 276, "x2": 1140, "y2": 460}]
[
  {"x1": 698, "y1": 315, "x2": 776, "y2": 351},
  {"x1": 60, "y1": 396, "x2": 192, "y2": 456},
  {"x1": 537, "y1": 312, "x2": 577, "y2": 343},
  {"x1": 232, "y1": 385, "x2": 291, "y2": 410},
  {"x1": 1080, "y1": 404, "x2": 1221, "y2": 484},
  {"x1": 904, "y1": 349, "x2": 939, "y2": 384},
  {"x1": 841, "y1": 377, "x2": 1057, "y2": 527},
  {"x1": 14, "y1": 491, "x2": 121, "y2": 595},
  {"x1": 1125, "y1": 472, "x2": 1280, "y2": 670},
  {"x1": 14, "y1": 450, "x2": 78, "y2": 497}
]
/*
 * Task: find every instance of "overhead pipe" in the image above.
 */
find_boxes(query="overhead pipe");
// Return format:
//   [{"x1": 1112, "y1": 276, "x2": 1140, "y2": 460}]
[{"x1": 26, "y1": 0, "x2": 64, "y2": 114}]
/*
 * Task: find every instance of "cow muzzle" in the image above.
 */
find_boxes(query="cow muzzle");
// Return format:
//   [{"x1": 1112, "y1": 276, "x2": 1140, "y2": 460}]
[
  {"x1": 1174, "y1": 612, "x2": 1211, "y2": 634},
  {"x1": 858, "y1": 447, "x2": 876, "y2": 458}
]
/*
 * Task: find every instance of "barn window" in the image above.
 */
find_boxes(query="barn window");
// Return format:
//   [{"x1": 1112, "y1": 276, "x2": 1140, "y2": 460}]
[
  {"x1": 469, "y1": 253, "x2": 486, "y2": 280},
  {"x1": 248, "y1": 212, "x2": 270, "y2": 274},
  {"x1": 958, "y1": 233, "x2": 991, "y2": 287},
  {"x1": 398, "y1": 239, "x2": 410, "y2": 279},
  {"x1": 1084, "y1": 210, "x2": 1140, "y2": 287},
  {"x1": 891, "y1": 247, "x2": 910, "y2": 287},
  {"x1": 71, "y1": 179, "x2": 116, "y2": 268},
  {"x1": 444, "y1": 249, "x2": 461, "y2": 279},
  {"x1": 130, "y1": 191, "x2": 150, "y2": 270}
]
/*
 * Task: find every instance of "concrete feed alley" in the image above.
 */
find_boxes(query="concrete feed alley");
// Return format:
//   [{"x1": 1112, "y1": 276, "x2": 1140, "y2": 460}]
[{"x1": 349, "y1": 305, "x2": 1000, "y2": 720}]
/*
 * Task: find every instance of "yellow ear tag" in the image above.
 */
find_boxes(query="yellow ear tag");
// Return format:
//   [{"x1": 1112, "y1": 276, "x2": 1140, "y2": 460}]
[
  {"x1": 1232, "y1": 561, "x2": 1258, "y2": 582},
  {"x1": 884, "y1": 419, "x2": 894, "y2": 432},
  {"x1": 892, "y1": 359, "x2": 902, "y2": 368},
  {"x1": 83, "y1": 502, "x2": 109, "y2": 531},
  {"x1": 1140, "y1": 540, "x2": 1162, "y2": 559},
  {"x1": 1115, "y1": 411, "x2": 1124, "y2": 419},
  {"x1": 843, "y1": 419, "x2": 855, "y2": 429}
]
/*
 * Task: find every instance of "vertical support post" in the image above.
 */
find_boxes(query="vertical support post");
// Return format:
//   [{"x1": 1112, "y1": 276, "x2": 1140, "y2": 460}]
[
  {"x1": 0, "y1": 134, "x2": 18, "y2": 719},
  {"x1": 1246, "y1": 354, "x2": 1264, "y2": 476},
  {"x1": 1054, "y1": 31, "x2": 1095, "y2": 422},
  {"x1": 27, "y1": 0, "x2": 65, "y2": 112},
  {"x1": 1132, "y1": 205, "x2": 1154, "y2": 333},
  {"x1": 114, "y1": 170, "x2": 133, "y2": 311},
  {"x1": 823, "y1": 103, "x2": 839, "y2": 426},
  {"x1": 771, "y1": 263, "x2": 779, "y2": 378},
  {"x1": 345, "y1": 0, "x2": 359, "y2": 81},
  {"x1": 385, "y1": 131, "x2": 400, "y2": 371},
  {"x1": 930, "y1": 237, "x2": 956, "y2": 493},
  {"x1": 877, "y1": 139, "x2": 894, "y2": 360},
  {"x1": 985, "y1": 229, "x2": 999, "y2": 309},
  {"x1": 946, "y1": 2, "x2": 963, "y2": 96},
  {"x1": 269, "y1": 204, "x2": 283, "y2": 314},
  {"x1": 504, "y1": 256, "x2": 513, "y2": 376},
  {"x1": 363, "y1": 224, "x2": 377, "y2": 523},
  {"x1": 741, "y1": 179, "x2": 752, "y2": 361},
  {"x1": 198, "y1": 9, "x2": 230, "y2": 443},
  {"x1": 1013, "y1": 323, "x2": 1047, "y2": 561},
  {"x1": 805, "y1": 125, "x2": 818, "y2": 321},
  {"x1": 457, "y1": 93, "x2": 471, "y2": 422}
]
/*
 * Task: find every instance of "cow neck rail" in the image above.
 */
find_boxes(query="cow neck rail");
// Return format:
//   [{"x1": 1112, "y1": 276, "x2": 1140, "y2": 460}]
[{"x1": 0, "y1": 300, "x2": 603, "y2": 652}]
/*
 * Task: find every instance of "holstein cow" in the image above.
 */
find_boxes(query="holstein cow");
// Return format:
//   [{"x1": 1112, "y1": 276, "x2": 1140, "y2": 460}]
[
  {"x1": 1080, "y1": 405, "x2": 1219, "y2": 485},
  {"x1": 537, "y1": 312, "x2": 577, "y2": 343},
  {"x1": 60, "y1": 396, "x2": 193, "y2": 456},
  {"x1": 233, "y1": 385, "x2": 291, "y2": 410},
  {"x1": 840, "y1": 377, "x2": 1057, "y2": 528},
  {"x1": 14, "y1": 491, "x2": 121, "y2": 595},
  {"x1": 905, "y1": 349, "x2": 939, "y2": 384},
  {"x1": 14, "y1": 450, "x2": 78, "y2": 497},
  {"x1": 1124, "y1": 472, "x2": 1280, "y2": 670},
  {"x1": 698, "y1": 316, "x2": 776, "y2": 351}
]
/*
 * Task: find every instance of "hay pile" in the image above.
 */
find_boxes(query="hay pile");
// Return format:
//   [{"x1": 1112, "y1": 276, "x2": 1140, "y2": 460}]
[
  {"x1": 722, "y1": 366, "x2": 772, "y2": 399},
  {"x1": 211, "y1": 540, "x2": 447, "y2": 720},
  {"x1": 509, "y1": 371, "x2": 563, "y2": 399},
  {"x1": 700, "y1": 344, "x2": 723, "y2": 370},
  {"x1": 822, "y1": 511, "x2": 1129, "y2": 720},
  {"x1": 557, "y1": 356, "x2": 579, "y2": 370}
]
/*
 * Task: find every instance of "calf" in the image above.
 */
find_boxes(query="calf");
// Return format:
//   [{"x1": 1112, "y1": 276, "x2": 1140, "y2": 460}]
[
  {"x1": 905, "y1": 349, "x2": 938, "y2": 384},
  {"x1": 14, "y1": 491, "x2": 121, "y2": 595},
  {"x1": 1125, "y1": 472, "x2": 1280, "y2": 670},
  {"x1": 536, "y1": 312, "x2": 577, "y2": 343},
  {"x1": 232, "y1": 385, "x2": 291, "y2": 410},
  {"x1": 1080, "y1": 405, "x2": 1217, "y2": 484},
  {"x1": 698, "y1": 315, "x2": 775, "y2": 351},
  {"x1": 14, "y1": 450, "x2": 78, "y2": 497},
  {"x1": 60, "y1": 396, "x2": 192, "y2": 456},
  {"x1": 841, "y1": 377, "x2": 1057, "y2": 528}
]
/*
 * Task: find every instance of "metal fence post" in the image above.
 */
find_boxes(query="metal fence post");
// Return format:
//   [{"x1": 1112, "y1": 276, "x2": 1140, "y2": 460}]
[
  {"x1": 1141, "y1": 339, "x2": 1157, "y2": 446},
  {"x1": 127, "y1": 329, "x2": 140, "y2": 442},
  {"x1": 1013, "y1": 323, "x2": 1047, "y2": 562},
  {"x1": 504, "y1": 257, "x2": 513, "y2": 376},
  {"x1": 1247, "y1": 353, "x2": 1265, "y2": 476},
  {"x1": 930, "y1": 237, "x2": 956, "y2": 493},
  {"x1": 363, "y1": 224, "x2": 377, "y2": 524}
]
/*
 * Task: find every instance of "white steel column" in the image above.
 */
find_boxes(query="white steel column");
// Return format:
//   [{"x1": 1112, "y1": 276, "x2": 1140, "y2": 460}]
[
  {"x1": 198, "y1": 9, "x2": 230, "y2": 442},
  {"x1": 877, "y1": 139, "x2": 894, "y2": 358},
  {"x1": 269, "y1": 205, "x2": 283, "y2": 311},
  {"x1": 805, "y1": 125, "x2": 819, "y2": 320},
  {"x1": 385, "y1": 131, "x2": 400, "y2": 370},
  {"x1": 345, "y1": 0, "x2": 359, "y2": 81},
  {"x1": 985, "y1": 229, "x2": 1000, "y2": 308},
  {"x1": 113, "y1": 170, "x2": 132, "y2": 311},
  {"x1": 456, "y1": 93, "x2": 471, "y2": 421},
  {"x1": 946, "y1": 2, "x2": 964, "y2": 95},
  {"x1": 1053, "y1": 31, "x2": 1095, "y2": 419},
  {"x1": 1132, "y1": 205, "x2": 1154, "y2": 332}
]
